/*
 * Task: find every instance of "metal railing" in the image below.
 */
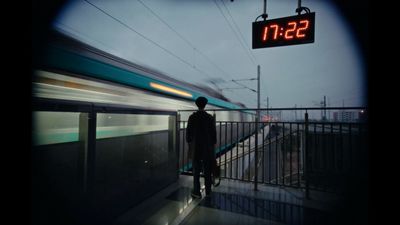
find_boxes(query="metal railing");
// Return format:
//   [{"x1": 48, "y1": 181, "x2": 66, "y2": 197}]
[{"x1": 177, "y1": 107, "x2": 368, "y2": 196}]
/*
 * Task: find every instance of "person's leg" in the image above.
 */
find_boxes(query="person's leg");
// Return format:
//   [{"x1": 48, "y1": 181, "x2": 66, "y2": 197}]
[
  {"x1": 204, "y1": 159, "x2": 212, "y2": 196},
  {"x1": 192, "y1": 159, "x2": 201, "y2": 197}
]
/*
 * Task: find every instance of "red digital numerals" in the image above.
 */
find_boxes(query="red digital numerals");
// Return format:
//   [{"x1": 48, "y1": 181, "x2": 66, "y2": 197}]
[{"x1": 262, "y1": 20, "x2": 309, "y2": 42}]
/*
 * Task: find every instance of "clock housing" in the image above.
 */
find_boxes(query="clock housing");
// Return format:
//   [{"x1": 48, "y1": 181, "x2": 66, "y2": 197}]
[{"x1": 252, "y1": 13, "x2": 315, "y2": 49}]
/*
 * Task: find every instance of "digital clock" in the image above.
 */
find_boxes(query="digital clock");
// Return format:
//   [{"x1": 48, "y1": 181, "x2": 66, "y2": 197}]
[{"x1": 252, "y1": 12, "x2": 315, "y2": 49}]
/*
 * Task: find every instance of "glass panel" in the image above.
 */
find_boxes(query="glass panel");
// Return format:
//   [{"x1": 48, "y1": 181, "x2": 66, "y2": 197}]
[
  {"x1": 93, "y1": 113, "x2": 177, "y2": 215},
  {"x1": 32, "y1": 111, "x2": 80, "y2": 145},
  {"x1": 96, "y1": 113, "x2": 169, "y2": 139},
  {"x1": 31, "y1": 111, "x2": 84, "y2": 224}
]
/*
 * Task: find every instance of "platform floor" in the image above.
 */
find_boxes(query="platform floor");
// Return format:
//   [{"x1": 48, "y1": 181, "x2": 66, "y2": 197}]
[{"x1": 113, "y1": 175, "x2": 345, "y2": 225}]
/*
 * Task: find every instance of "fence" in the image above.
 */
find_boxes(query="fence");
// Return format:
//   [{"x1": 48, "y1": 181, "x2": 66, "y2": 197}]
[{"x1": 177, "y1": 107, "x2": 368, "y2": 196}]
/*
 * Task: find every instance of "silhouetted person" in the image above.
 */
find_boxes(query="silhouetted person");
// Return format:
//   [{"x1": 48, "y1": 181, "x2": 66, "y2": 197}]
[{"x1": 186, "y1": 97, "x2": 217, "y2": 198}]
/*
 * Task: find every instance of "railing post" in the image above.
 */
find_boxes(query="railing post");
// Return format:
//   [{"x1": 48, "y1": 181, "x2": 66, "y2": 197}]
[
  {"x1": 254, "y1": 118, "x2": 258, "y2": 191},
  {"x1": 172, "y1": 113, "x2": 179, "y2": 177},
  {"x1": 212, "y1": 113, "x2": 216, "y2": 160},
  {"x1": 254, "y1": 65, "x2": 260, "y2": 191},
  {"x1": 304, "y1": 111, "x2": 310, "y2": 199}
]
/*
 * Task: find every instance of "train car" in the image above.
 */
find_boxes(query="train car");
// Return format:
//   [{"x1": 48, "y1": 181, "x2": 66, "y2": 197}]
[
  {"x1": 31, "y1": 31, "x2": 255, "y2": 225},
  {"x1": 32, "y1": 31, "x2": 255, "y2": 145}
]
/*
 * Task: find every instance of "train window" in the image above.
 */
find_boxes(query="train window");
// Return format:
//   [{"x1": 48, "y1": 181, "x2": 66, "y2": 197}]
[
  {"x1": 96, "y1": 113, "x2": 169, "y2": 139},
  {"x1": 32, "y1": 111, "x2": 80, "y2": 145}
]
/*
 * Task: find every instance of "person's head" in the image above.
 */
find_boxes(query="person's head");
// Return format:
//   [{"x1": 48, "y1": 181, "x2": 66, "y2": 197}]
[{"x1": 195, "y1": 96, "x2": 208, "y2": 109}]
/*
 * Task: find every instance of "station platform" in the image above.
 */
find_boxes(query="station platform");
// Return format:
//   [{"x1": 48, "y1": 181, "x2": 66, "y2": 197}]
[{"x1": 113, "y1": 175, "x2": 343, "y2": 225}]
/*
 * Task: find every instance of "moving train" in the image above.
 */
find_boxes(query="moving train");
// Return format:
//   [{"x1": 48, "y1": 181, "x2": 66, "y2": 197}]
[
  {"x1": 32, "y1": 30, "x2": 258, "y2": 224},
  {"x1": 32, "y1": 31, "x2": 254, "y2": 146}
]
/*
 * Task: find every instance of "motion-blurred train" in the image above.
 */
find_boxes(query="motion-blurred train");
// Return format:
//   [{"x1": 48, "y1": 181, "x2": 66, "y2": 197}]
[
  {"x1": 32, "y1": 31, "x2": 254, "y2": 145},
  {"x1": 32, "y1": 31, "x2": 257, "y2": 224}
]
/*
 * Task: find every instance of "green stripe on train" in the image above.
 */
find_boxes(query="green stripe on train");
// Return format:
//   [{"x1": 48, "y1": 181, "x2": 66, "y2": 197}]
[{"x1": 44, "y1": 45, "x2": 241, "y2": 110}]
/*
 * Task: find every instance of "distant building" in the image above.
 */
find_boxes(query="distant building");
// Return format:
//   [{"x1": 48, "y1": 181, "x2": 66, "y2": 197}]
[{"x1": 333, "y1": 111, "x2": 359, "y2": 122}]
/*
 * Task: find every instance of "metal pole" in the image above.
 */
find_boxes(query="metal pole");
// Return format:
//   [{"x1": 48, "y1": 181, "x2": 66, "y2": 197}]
[
  {"x1": 263, "y1": 0, "x2": 267, "y2": 15},
  {"x1": 323, "y1": 95, "x2": 326, "y2": 121},
  {"x1": 254, "y1": 65, "x2": 260, "y2": 191},
  {"x1": 297, "y1": 0, "x2": 302, "y2": 15},
  {"x1": 258, "y1": 65, "x2": 260, "y2": 123},
  {"x1": 266, "y1": 97, "x2": 269, "y2": 122},
  {"x1": 304, "y1": 111, "x2": 310, "y2": 199}
]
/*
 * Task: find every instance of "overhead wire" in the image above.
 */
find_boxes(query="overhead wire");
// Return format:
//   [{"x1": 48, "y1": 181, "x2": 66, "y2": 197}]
[
  {"x1": 213, "y1": 0, "x2": 257, "y2": 67},
  {"x1": 136, "y1": 0, "x2": 234, "y2": 82},
  {"x1": 231, "y1": 80, "x2": 257, "y2": 93},
  {"x1": 135, "y1": 0, "x2": 249, "y2": 103},
  {"x1": 53, "y1": 20, "x2": 121, "y2": 55},
  {"x1": 83, "y1": 0, "x2": 254, "y2": 105},
  {"x1": 212, "y1": 0, "x2": 262, "y2": 104},
  {"x1": 83, "y1": 0, "x2": 214, "y2": 80},
  {"x1": 220, "y1": 0, "x2": 258, "y2": 64}
]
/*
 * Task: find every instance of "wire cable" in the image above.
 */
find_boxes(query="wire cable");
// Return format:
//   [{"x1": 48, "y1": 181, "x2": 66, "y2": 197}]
[
  {"x1": 83, "y1": 0, "x2": 257, "y2": 105},
  {"x1": 83, "y1": 0, "x2": 214, "y2": 79},
  {"x1": 136, "y1": 0, "x2": 234, "y2": 81},
  {"x1": 137, "y1": 0, "x2": 253, "y2": 103},
  {"x1": 220, "y1": 0, "x2": 258, "y2": 65},
  {"x1": 213, "y1": 0, "x2": 257, "y2": 67},
  {"x1": 232, "y1": 80, "x2": 257, "y2": 93},
  {"x1": 54, "y1": 20, "x2": 120, "y2": 55}
]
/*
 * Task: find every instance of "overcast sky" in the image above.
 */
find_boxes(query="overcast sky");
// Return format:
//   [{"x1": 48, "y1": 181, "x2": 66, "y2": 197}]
[{"x1": 53, "y1": 0, "x2": 367, "y2": 108}]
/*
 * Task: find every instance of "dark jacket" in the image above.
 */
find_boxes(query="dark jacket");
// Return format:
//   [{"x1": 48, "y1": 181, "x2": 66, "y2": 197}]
[{"x1": 186, "y1": 110, "x2": 217, "y2": 161}]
